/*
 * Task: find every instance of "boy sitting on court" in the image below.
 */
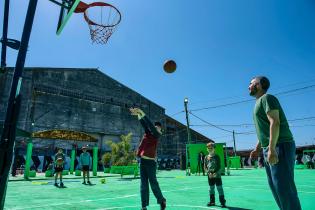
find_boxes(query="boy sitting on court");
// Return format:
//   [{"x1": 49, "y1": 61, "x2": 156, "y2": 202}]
[{"x1": 204, "y1": 143, "x2": 226, "y2": 207}]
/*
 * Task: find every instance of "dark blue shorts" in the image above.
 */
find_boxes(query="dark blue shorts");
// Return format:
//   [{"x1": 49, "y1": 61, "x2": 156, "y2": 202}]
[{"x1": 82, "y1": 165, "x2": 89, "y2": 171}]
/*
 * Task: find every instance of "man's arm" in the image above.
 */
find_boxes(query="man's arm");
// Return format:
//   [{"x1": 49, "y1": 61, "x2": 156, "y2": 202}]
[
  {"x1": 250, "y1": 141, "x2": 261, "y2": 159},
  {"x1": 132, "y1": 108, "x2": 160, "y2": 138},
  {"x1": 267, "y1": 110, "x2": 280, "y2": 150},
  {"x1": 131, "y1": 108, "x2": 150, "y2": 133},
  {"x1": 213, "y1": 156, "x2": 221, "y2": 173},
  {"x1": 266, "y1": 109, "x2": 280, "y2": 165},
  {"x1": 89, "y1": 154, "x2": 91, "y2": 166},
  {"x1": 254, "y1": 141, "x2": 262, "y2": 151},
  {"x1": 142, "y1": 116, "x2": 161, "y2": 138},
  {"x1": 204, "y1": 157, "x2": 208, "y2": 173},
  {"x1": 80, "y1": 154, "x2": 83, "y2": 165},
  {"x1": 139, "y1": 117, "x2": 150, "y2": 133}
]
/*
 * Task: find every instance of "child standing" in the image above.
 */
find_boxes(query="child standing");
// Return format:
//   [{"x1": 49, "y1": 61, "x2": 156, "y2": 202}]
[
  {"x1": 80, "y1": 146, "x2": 91, "y2": 185},
  {"x1": 54, "y1": 148, "x2": 65, "y2": 187},
  {"x1": 204, "y1": 143, "x2": 226, "y2": 207}
]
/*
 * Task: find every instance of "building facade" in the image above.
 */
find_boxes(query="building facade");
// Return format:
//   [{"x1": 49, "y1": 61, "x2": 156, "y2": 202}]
[{"x1": 1, "y1": 67, "x2": 213, "y2": 158}]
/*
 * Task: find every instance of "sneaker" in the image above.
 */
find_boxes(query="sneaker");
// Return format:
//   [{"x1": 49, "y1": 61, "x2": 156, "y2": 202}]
[
  {"x1": 160, "y1": 200, "x2": 166, "y2": 210},
  {"x1": 87, "y1": 181, "x2": 92, "y2": 185},
  {"x1": 82, "y1": 181, "x2": 86, "y2": 185},
  {"x1": 60, "y1": 182, "x2": 64, "y2": 187},
  {"x1": 207, "y1": 202, "x2": 215, "y2": 206},
  {"x1": 54, "y1": 183, "x2": 58, "y2": 187},
  {"x1": 208, "y1": 194, "x2": 215, "y2": 206},
  {"x1": 219, "y1": 195, "x2": 226, "y2": 208}
]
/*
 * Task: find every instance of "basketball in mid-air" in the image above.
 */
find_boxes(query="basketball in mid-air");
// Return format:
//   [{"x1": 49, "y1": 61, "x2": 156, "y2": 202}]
[{"x1": 163, "y1": 60, "x2": 177, "y2": 73}]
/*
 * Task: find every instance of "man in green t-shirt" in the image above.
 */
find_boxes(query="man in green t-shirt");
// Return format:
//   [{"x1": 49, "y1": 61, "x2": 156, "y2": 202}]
[{"x1": 249, "y1": 76, "x2": 301, "y2": 210}]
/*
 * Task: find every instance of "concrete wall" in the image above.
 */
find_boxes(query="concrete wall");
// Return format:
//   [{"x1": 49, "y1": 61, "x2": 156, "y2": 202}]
[{"x1": 0, "y1": 67, "x2": 211, "y2": 157}]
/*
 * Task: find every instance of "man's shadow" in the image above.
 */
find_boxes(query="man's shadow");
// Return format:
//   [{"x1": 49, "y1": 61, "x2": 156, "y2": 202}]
[
  {"x1": 210, "y1": 205, "x2": 252, "y2": 210},
  {"x1": 224, "y1": 207, "x2": 252, "y2": 210}
]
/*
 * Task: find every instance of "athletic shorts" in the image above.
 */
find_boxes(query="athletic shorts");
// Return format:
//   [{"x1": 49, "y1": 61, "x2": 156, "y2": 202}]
[
  {"x1": 82, "y1": 165, "x2": 89, "y2": 171},
  {"x1": 55, "y1": 166, "x2": 63, "y2": 172}
]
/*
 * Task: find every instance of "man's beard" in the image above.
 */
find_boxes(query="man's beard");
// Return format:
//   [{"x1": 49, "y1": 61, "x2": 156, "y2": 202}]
[{"x1": 249, "y1": 86, "x2": 257, "y2": 96}]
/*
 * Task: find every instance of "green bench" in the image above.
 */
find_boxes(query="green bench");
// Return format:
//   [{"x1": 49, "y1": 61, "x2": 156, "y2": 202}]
[
  {"x1": 110, "y1": 165, "x2": 139, "y2": 178},
  {"x1": 75, "y1": 170, "x2": 82, "y2": 176},
  {"x1": 295, "y1": 164, "x2": 307, "y2": 169},
  {"x1": 29, "y1": 170, "x2": 36, "y2": 177},
  {"x1": 45, "y1": 170, "x2": 53, "y2": 177},
  {"x1": 62, "y1": 170, "x2": 69, "y2": 175}
]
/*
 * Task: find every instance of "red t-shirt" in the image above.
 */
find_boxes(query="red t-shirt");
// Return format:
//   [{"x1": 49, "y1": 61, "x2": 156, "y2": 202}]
[
  {"x1": 137, "y1": 133, "x2": 158, "y2": 158},
  {"x1": 137, "y1": 116, "x2": 161, "y2": 159}
]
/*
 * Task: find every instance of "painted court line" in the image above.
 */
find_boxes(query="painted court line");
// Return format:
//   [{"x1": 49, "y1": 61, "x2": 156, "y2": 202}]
[
  {"x1": 10, "y1": 194, "x2": 138, "y2": 209},
  {"x1": 99, "y1": 204, "x2": 219, "y2": 210},
  {"x1": 224, "y1": 186, "x2": 315, "y2": 194},
  {"x1": 7, "y1": 186, "x2": 205, "y2": 209}
]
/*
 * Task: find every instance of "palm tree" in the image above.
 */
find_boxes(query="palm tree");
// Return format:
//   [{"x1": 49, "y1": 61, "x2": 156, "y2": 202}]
[{"x1": 102, "y1": 133, "x2": 136, "y2": 166}]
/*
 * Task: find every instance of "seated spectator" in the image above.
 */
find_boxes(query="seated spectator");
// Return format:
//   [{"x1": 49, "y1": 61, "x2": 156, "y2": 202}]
[
  {"x1": 303, "y1": 154, "x2": 314, "y2": 169},
  {"x1": 47, "y1": 161, "x2": 54, "y2": 171}
]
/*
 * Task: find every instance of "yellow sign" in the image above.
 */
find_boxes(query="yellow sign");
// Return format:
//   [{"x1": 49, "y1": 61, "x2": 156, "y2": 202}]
[{"x1": 32, "y1": 129, "x2": 97, "y2": 142}]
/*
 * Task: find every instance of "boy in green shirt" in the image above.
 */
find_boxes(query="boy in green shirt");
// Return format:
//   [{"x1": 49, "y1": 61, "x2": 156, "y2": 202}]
[{"x1": 204, "y1": 143, "x2": 226, "y2": 207}]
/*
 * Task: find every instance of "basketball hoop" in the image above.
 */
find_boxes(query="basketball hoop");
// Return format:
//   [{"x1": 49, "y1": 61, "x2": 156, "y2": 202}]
[{"x1": 75, "y1": 1, "x2": 121, "y2": 44}]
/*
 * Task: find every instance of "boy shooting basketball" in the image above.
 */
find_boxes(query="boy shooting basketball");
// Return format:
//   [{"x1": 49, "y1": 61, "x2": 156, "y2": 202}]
[{"x1": 130, "y1": 107, "x2": 166, "y2": 210}]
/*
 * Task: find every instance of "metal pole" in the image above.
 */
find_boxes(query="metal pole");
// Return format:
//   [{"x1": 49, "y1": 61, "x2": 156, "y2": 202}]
[
  {"x1": 233, "y1": 130, "x2": 236, "y2": 157},
  {"x1": 184, "y1": 98, "x2": 191, "y2": 175},
  {"x1": 0, "y1": 0, "x2": 38, "y2": 207},
  {"x1": 93, "y1": 147, "x2": 98, "y2": 176},
  {"x1": 1, "y1": 0, "x2": 10, "y2": 68},
  {"x1": 0, "y1": 94, "x2": 20, "y2": 208},
  {"x1": 70, "y1": 149, "x2": 75, "y2": 174},
  {"x1": 184, "y1": 98, "x2": 191, "y2": 144},
  {"x1": 24, "y1": 140, "x2": 33, "y2": 179},
  {"x1": 1, "y1": 0, "x2": 38, "y2": 138},
  {"x1": 225, "y1": 143, "x2": 230, "y2": 176}
]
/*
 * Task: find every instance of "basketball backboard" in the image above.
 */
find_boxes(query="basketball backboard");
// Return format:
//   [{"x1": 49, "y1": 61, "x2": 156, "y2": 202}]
[{"x1": 56, "y1": 0, "x2": 81, "y2": 35}]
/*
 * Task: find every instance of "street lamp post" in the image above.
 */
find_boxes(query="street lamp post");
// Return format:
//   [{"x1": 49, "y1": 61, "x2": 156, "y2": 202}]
[
  {"x1": 184, "y1": 98, "x2": 192, "y2": 175},
  {"x1": 233, "y1": 130, "x2": 237, "y2": 157}
]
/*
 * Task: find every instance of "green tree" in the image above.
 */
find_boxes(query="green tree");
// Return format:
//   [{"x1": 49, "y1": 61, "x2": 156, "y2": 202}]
[{"x1": 102, "y1": 132, "x2": 136, "y2": 166}]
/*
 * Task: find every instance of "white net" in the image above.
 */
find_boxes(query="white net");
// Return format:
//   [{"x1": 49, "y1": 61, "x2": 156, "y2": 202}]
[{"x1": 84, "y1": 3, "x2": 121, "y2": 44}]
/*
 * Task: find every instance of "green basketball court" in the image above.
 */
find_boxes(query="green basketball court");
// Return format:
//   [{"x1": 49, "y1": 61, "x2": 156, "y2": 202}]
[{"x1": 4, "y1": 169, "x2": 314, "y2": 210}]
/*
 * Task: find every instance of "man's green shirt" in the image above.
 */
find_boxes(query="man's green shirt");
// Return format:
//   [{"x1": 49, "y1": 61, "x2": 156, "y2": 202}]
[{"x1": 253, "y1": 94, "x2": 293, "y2": 147}]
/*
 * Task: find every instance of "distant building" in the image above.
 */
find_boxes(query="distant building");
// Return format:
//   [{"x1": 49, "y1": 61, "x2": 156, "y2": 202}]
[{"x1": 1, "y1": 67, "x2": 213, "y2": 157}]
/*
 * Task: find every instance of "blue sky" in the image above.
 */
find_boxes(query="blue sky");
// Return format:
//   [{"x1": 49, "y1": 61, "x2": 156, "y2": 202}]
[{"x1": 2, "y1": 0, "x2": 315, "y2": 150}]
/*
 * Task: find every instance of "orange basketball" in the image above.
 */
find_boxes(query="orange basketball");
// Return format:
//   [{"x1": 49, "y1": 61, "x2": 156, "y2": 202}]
[{"x1": 163, "y1": 60, "x2": 177, "y2": 73}]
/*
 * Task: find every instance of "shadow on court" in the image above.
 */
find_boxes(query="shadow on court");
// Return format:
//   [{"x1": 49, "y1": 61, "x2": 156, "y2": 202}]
[{"x1": 226, "y1": 207, "x2": 252, "y2": 210}]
